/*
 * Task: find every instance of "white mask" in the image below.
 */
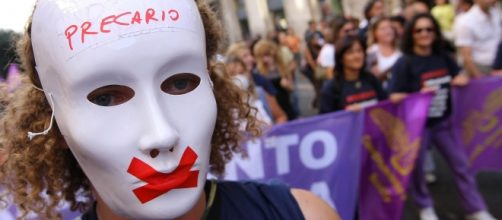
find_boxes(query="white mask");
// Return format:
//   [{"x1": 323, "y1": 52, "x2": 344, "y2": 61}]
[{"x1": 31, "y1": 0, "x2": 217, "y2": 219}]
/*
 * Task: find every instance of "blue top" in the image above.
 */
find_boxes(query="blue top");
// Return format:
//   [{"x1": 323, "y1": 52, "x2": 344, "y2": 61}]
[
  {"x1": 79, "y1": 180, "x2": 304, "y2": 220},
  {"x1": 493, "y1": 42, "x2": 502, "y2": 70},
  {"x1": 252, "y1": 70, "x2": 277, "y2": 96}
]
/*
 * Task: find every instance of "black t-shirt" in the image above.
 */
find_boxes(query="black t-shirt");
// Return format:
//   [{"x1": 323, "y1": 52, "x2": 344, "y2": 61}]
[
  {"x1": 493, "y1": 42, "x2": 502, "y2": 70},
  {"x1": 319, "y1": 73, "x2": 388, "y2": 113},
  {"x1": 79, "y1": 180, "x2": 304, "y2": 220},
  {"x1": 388, "y1": 53, "x2": 460, "y2": 126}
]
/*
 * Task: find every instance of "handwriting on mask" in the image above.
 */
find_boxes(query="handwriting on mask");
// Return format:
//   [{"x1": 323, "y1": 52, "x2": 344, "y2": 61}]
[{"x1": 64, "y1": 8, "x2": 180, "y2": 51}]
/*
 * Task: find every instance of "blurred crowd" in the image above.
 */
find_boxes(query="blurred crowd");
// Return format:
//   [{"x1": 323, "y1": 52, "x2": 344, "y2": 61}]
[
  {"x1": 219, "y1": 1, "x2": 501, "y2": 219},
  {"x1": 220, "y1": 0, "x2": 501, "y2": 126}
]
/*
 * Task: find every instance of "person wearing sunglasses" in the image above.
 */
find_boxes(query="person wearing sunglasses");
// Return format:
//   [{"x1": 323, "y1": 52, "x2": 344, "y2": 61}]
[{"x1": 389, "y1": 13, "x2": 495, "y2": 220}]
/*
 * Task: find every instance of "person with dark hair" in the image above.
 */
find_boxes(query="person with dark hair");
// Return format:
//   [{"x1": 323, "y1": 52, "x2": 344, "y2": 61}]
[
  {"x1": 304, "y1": 20, "x2": 324, "y2": 46},
  {"x1": 317, "y1": 17, "x2": 357, "y2": 80},
  {"x1": 403, "y1": 0, "x2": 431, "y2": 21},
  {"x1": 390, "y1": 15, "x2": 406, "y2": 38},
  {"x1": 457, "y1": 0, "x2": 474, "y2": 13},
  {"x1": 389, "y1": 13, "x2": 495, "y2": 220},
  {"x1": 303, "y1": 21, "x2": 325, "y2": 108},
  {"x1": 358, "y1": 0, "x2": 385, "y2": 44},
  {"x1": 319, "y1": 36, "x2": 387, "y2": 113}
]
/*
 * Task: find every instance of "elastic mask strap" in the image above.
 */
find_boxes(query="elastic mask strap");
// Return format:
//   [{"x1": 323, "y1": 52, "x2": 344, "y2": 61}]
[{"x1": 27, "y1": 92, "x2": 56, "y2": 141}]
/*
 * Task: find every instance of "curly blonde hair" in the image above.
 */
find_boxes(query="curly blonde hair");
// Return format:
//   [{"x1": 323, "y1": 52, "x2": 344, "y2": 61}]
[
  {"x1": 0, "y1": 1, "x2": 260, "y2": 219},
  {"x1": 253, "y1": 40, "x2": 288, "y2": 79}
]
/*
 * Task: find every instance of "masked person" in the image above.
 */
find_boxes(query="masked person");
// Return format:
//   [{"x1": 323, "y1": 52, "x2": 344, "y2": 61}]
[
  {"x1": 0, "y1": 0, "x2": 339, "y2": 220},
  {"x1": 225, "y1": 55, "x2": 273, "y2": 127},
  {"x1": 225, "y1": 42, "x2": 288, "y2": 124}
]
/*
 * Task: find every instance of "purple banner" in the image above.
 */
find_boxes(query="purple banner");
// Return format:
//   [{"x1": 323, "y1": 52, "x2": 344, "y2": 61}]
[
  {"x1": 224, "y1": 111, "x2": 364, "y2": 220},
  {"x1": 452, "y1": 76, "x2": 502, "y2": 172},
  {"x1": 359, "y1": 93, "x2": 432, "y2": 220}
]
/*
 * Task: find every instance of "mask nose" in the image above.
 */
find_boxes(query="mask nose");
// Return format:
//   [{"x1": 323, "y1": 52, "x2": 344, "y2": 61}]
[{"x1": 139, "y1": 100, "x2": 180, "y2": 159}]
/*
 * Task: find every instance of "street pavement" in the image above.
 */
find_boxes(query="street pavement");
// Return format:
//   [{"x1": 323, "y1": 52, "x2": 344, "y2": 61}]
[{"x1": 402, "y1": 149, "x2": 502, "y2": 220}]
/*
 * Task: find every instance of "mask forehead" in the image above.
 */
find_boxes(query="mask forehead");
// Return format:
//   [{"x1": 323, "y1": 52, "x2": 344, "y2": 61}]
[
  {"x1": 31, "y1": 0, "x2": 205, "y2": 67},
  {"x1": 28, "y1": 1, "x2": 217, "y2": 218}
]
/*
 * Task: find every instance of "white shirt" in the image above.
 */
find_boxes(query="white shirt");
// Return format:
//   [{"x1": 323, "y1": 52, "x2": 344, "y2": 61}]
[
  {"x1": 455, "y1": 5, "x2": 502, "y2": 66},
  {"x1": 317, "y1": 44, "x2": 335, "y2": 67},
  {"x1": 367, "y1": 44, "x2": 401, "y2": 75}
]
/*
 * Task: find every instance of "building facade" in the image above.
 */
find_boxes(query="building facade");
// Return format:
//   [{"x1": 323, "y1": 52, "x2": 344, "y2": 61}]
[{"x1": 211, "y1": 0, "x2": 408, "y2": 44}]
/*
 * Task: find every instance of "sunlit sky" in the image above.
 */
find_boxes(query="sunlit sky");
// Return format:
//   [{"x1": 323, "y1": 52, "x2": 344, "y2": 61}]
[{"x1": 0, "y1": 1, "x2": 37, "y2": 32}]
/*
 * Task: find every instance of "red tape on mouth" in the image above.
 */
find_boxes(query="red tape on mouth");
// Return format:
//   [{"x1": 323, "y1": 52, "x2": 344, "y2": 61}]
[{"x1": 127, "y1": 147, "x2": 199, "y2": 204}]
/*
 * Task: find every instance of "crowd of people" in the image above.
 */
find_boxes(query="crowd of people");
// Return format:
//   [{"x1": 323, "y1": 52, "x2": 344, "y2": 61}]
[
  {"x1": 220, "y1": 0, "x2": 501, "y2": 220},
  {"x1": 223, "y1": 0, "x2": 501, "y2": 123}
]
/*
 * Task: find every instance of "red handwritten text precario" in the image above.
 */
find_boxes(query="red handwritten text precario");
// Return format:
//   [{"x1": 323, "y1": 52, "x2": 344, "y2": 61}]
[{"x1": 64, "y1": 8, "x2": 180, "y2": 50}]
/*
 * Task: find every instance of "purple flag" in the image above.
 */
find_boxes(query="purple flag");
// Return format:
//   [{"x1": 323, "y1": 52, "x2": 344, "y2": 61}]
[
  {"x1": 452, "y1": 76, "x2": 502, "y2": 172},
  {"x1": 6, "y1": 63, "x2": 21, "y2": 92},
  {"x1": 359, "y1": 93, "x2": 432, "y2": 220},
  {"x1": 225, "y1": 111, "x2": 364, "y2": 220}
]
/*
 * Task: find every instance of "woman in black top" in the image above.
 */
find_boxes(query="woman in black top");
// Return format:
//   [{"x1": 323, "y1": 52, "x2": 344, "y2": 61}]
[
  {"x1": 388, "y1": 13, "x2": 493, "y2": 220},
  {"x1": 319, "y1": 36, "x2": 387, "y2": 113}
]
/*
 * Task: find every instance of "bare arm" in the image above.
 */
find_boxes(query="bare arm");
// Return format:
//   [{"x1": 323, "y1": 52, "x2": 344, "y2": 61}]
[
  {"x1": 265, "y1": 93, "x2": 288, "y2": 124},
  {"x1": 325, "y1": 67, "x2": 334, "y2": 80},
  {"x1": 389, "y1": 93, "x2": 408, "y2": 104},
  {"x1": 459, "y1": 47, "x2": 482, "y2": 78},
  {"x1": 451, "y1": 73, "x2": 470, "y2": 86},
  {"x1": 291, "y1": 189, "x2": 340, "y2": 220}
]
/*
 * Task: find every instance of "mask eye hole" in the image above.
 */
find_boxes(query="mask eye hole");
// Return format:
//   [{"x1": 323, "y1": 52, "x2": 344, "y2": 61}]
[
  {"x1": 87, "y1": 85, "x2": 135, "y2": 107},
  {"x1": 161, "y1": 73, "x2": 201, "y2": 95}
]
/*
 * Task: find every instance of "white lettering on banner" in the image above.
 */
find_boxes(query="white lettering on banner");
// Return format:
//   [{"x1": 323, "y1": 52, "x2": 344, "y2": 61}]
[
  {"x1": 225, "y1": 130, "x2": 339, "y2": 178},
  {"x1": 265, "y1": 135, "x2": 300, "y2": 175},
  {"x1": 358, "y1": 99, "x2": 379, "y2": 109},
  {"x1": 225, "y1": 140, "x2": 265, "y2": 180},
  {"x1": 428, "y1": 88, "x2": 448, "y2": 117},
  {"x1": 424, "y1": 75, "x2": 452, "y2": 87},
  {"x1": 300, "y1": 131, "x2": 338, "y2": 170},
  {"x1": 310, "y1": 181, "x2": 336, "y2": 208},
  {"x1": 424, "y1": 75, "x2": 451, "y2": 118}
]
